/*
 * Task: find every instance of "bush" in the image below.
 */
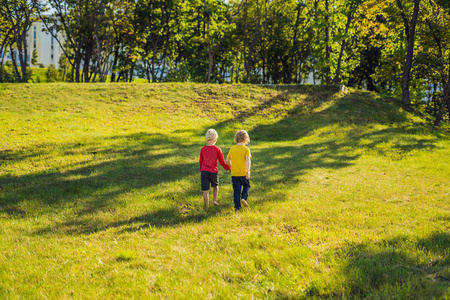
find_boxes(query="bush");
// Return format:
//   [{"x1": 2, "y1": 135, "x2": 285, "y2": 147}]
[
  {"x1": 165, "y1": 62, "x2": 192, "y2": 83},
  {"x1": 0, "y1": 61, "x2": 20, "y2": 83},
  {"x1": 45, "y1": 65, "x2": 59, "y2": 82}
]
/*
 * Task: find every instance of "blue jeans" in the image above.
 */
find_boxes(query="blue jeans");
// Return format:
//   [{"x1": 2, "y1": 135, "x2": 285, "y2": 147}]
[{"x1": 232, "y1": 176, "x2": 251, "y2": 210}]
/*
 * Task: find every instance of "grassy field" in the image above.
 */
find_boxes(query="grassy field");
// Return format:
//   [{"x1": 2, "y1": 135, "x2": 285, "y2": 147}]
[{"x1": 0, "y1": 83, "x2": 449, "y2": 299}]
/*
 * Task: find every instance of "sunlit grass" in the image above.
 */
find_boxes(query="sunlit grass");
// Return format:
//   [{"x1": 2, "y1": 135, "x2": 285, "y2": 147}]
[{"x1": 0, "y1": 83, "x2": 449, "y2": 298}]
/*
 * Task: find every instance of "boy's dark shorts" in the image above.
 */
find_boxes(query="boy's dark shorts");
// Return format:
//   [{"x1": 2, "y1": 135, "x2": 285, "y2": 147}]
[{"x1": 201, "y1": 171, "x2": 219, "y2": 191}]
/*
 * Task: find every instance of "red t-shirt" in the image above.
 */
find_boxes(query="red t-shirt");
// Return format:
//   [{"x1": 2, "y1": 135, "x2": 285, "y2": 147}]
[{"x1": 199, "y1": 145, "x2": 230, "y2": 173}]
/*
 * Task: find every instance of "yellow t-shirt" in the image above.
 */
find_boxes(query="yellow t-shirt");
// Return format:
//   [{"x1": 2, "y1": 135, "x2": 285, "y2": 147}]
[{"x1": 227, "y1": 145, "x2": 251, "y2": 177}]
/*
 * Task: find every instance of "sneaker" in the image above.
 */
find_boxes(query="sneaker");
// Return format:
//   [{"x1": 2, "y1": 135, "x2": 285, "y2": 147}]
[{"x1": 241, "y1": 199, "x2": 249, "y2": 207}]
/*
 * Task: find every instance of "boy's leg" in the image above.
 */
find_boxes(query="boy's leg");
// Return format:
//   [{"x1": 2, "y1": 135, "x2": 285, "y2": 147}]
[
  {"x1": 241, "y1": 178, "x2": 251, "y2": 207},
  {"x1": 203, "y1": 190, "x2": 209, "y2": 210},
  {"x1": 201, "y1": 171, "x2": 211, "y2": 210},
  {"x1": 211, "y1": 173, "x2": 220, "y2": 206},
  {"x1": 212, "y1": 186, "x2": 219, "y2": 206},
  {"x1": 232, "y1": 177, "x2": 242, "y2": 210}
]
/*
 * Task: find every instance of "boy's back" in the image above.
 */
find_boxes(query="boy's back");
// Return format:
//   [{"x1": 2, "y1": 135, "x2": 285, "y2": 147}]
[
  {"x1": 227, "y1": 145, "x2": 251, "y2": 177},
  {"x1": 200, "y1": 145, "x2": 229, "y2": 173}
]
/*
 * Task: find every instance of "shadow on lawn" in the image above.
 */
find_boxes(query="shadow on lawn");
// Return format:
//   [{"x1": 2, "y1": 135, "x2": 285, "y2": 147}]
[
  {"x1": 249, "y1": 90, "x2": 410, "y2": 142},
  {"x1": 0, "y1": 87, "x2": 441, "y2": 235},
  {"x1": 319, "y1": 232, "x2": 450, "y2": 299},
  {"x1": 0, "y1": 133, "x2": 199, "y2": 215},
  {"x1": 205, "y1": 86, "x2": 337, "y2": 138},
  {"x1": 220, "y1": 89, "x2": 437, "y2": 188}
]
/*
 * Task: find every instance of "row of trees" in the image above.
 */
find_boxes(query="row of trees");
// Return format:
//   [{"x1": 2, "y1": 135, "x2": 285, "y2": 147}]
[{"x1": 1, "y1": 0, "x2": 449, "y2": 123}]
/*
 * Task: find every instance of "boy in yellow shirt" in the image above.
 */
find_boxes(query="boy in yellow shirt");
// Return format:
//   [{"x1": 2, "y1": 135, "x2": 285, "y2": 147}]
[{"x1": 226, "y1": 130, "x2": 251, "y2": 211}]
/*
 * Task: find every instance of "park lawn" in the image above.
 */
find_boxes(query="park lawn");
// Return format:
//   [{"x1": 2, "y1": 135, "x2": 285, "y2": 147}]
[{"x1": 0, "y1": 83, "x2": 449, "y2": 299}]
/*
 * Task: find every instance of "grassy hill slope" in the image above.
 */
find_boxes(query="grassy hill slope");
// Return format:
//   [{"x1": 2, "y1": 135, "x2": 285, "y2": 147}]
[{"x1": 0, "y1": 83, "x2": 449, "y2": 299}]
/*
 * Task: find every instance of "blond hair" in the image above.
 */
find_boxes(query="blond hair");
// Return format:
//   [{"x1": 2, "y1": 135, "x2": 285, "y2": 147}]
[
  {"x1": 205, "y1": 128, "x2": 218, "y2": 142},
  {"x1": 234, "y1": 130, "x2": 250, "y2": 144}
]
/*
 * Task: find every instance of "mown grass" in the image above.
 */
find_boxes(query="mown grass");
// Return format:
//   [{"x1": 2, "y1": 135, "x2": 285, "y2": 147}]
[
  {"x1": 29, "y1": 68, "x2": 148, "y2": 83},
  {"x1": 0, "y1": 83, "x2": 449, "y2": 299}
]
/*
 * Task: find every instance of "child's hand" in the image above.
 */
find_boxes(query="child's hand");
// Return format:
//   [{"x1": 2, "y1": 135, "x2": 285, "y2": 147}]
[{"x1": 246, "y1": 171, "x2": 250, "y2": 180}]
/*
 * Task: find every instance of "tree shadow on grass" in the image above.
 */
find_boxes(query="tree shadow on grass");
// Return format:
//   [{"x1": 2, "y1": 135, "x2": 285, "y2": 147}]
[
  {"x1": 249, "y1": 90, "x2": 411, "y2": 142},
  {"x1": 331, "y1": 232, "x2": 450, "y2": 299},
  {"x1": 0, "y1": 133, "x2": 200, "y2": 219},
  {"x1": 1, "y1": 87, "x2": 442, "y2": 236},
  {"x1": 1, "y1": 130, "x2": 249, "y2": 235},
  {"x1": 34, "y1": 206, "x2": 222, "y2": 235},
  {"x1": 181, "y1": 86, "x2": 340, "y2": 141},
  {"x1": 250, "y1": 132, "x2": 437, "y2": 193},
  {"x1": 194, "y1": 88, "x2": 436, "y2": 190},
  {"x1": 50, "y1": 124, "x2": 437, "y2": 236},
  {"x1": 32, "y1": 173, "x2": 237, "y2": 235},
  {"x1": 289, "y1": 232, "x2": 450, "y2": 299}
]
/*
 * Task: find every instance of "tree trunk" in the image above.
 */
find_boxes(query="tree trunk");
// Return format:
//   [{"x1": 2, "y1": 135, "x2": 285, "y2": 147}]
[
  {"x1": 434, "y1": 83, "x2": 449, "y2": 125},
  {"x1": 9, "y1": 48, "x2": 21, "y2": 82},
  {"x1": 83, "y1": 52, "x2": 91, "y2": 83},
  {"x1": 397, "y1": 0, "x2": 421, "y2": 107},
  {"x1": 92, "y1": 68, "x2": 97, "y2": 82},
  {"x1": 159, "y1": 35, "x2": 170, "y2": 82},
  {"x1": 435, "y1": 53, "x2": 450, "y2": 125},
  {"x1": 243, "y1": 0, "x2": 249, "y2": 81},
  {"x1": 146, "y1": 61, "x2": 151, "y2": 82},
  {"x1": 206, "y1": 6, "x2": 212, "y2": 84},
  {"x1": 129, "y1": 64, "x2": 134, "y2": 82},
  {"x1": 207, "y1": 46, "x2": 213, "y2": 83},
  {"x1": 261, "y1": 0, "x2": 268, "y2": 84},
  {"x1": 325, "y1": 0, "x2": 331, "y2": 85},
  {"x1": 334, "y1": 12, "x2": 352, "y2": 84},
  {"x1": 151, "y1": 45, "x2": 158, "y2": 82},
  {"x1": 426, "y1": 20, "x2": 447, "y2": 120},
  {"x1": 18, "y1": 32, "x2": 28, "y2": 83},
  {"x1": 110, "y1": 45, "x2": 120, "y2": 82},
  {"x1": 75, "y1": 50, "x2": 82, "y2": 83},
  {"x1": 289, "y1": 2, "x2": 302, "y2": 83}
]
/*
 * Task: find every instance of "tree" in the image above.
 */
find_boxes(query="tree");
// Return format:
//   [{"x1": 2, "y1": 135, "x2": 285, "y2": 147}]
[
  {"x1": 202, "y1": 0, "x2": 235, "y2": 83},
  {"x1": 31, "y1": 49, "x2": 37, "y2": 65},
  {"x1": 41, "y1": 0, "x2": 115, "y2": 82},
  {"x1": 0, "y1": 12, "x2": 14, "y2": 82},
  {"x1": 396, "y1": 0, "x2": 421, "y2": 107},
  {"x1": 108, "y1": 0, "x2": 136, "y2": 82},
  {"x1": 45, "y1": 64, "x2": 59, "y2": 82},
  {"x1": 431, "y1": 0, "x2": 450, "y2": 125},
  {"x1": 58, "y1": 52, "x2": 69, "y2": 81},
  {"x1": 334, "y1": 0, "x2": 364, "y2": 84},
  {"x1": 1, "y1": 0, "x2": 39, "y2": 82}
]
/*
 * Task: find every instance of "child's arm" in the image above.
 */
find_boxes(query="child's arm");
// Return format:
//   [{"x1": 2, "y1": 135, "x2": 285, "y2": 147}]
[
  {"x1": 245, "y1": 156, "x2": 251, "y2": 179},
  {"x1": 199, "y1": 150, "x2": 203, "y2": 171},
  {"x1": 218, "y1": 150, "x2": 230, "y2": 171},
  {"x1": 226, "y1": 157, "x2": 232, "y2": 167},
  {"x1": 216, "y1": 147, "x2": 230, "y2": 170}
]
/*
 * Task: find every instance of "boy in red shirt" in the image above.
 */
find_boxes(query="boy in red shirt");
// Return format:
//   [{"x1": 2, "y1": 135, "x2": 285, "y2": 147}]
[{"x1": 199, "y1": 129, "x2": 230, "y2": 210}]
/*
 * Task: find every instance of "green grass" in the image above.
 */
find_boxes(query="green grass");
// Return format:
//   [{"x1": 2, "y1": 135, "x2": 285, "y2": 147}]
[
  {"x1": 0, "y1": 83, "x2": 449, "y2": 299},
  {"x1": 29, "y1": 68, "x2": 148, "y2": 83},
  {"x1": 29, "y1": 67, "x2": 48, "y2": 83}
]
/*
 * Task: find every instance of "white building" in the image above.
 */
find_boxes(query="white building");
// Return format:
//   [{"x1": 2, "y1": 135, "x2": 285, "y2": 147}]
[{"x1": 29, "y1": 21, "x2": 64, "y2": 68}]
